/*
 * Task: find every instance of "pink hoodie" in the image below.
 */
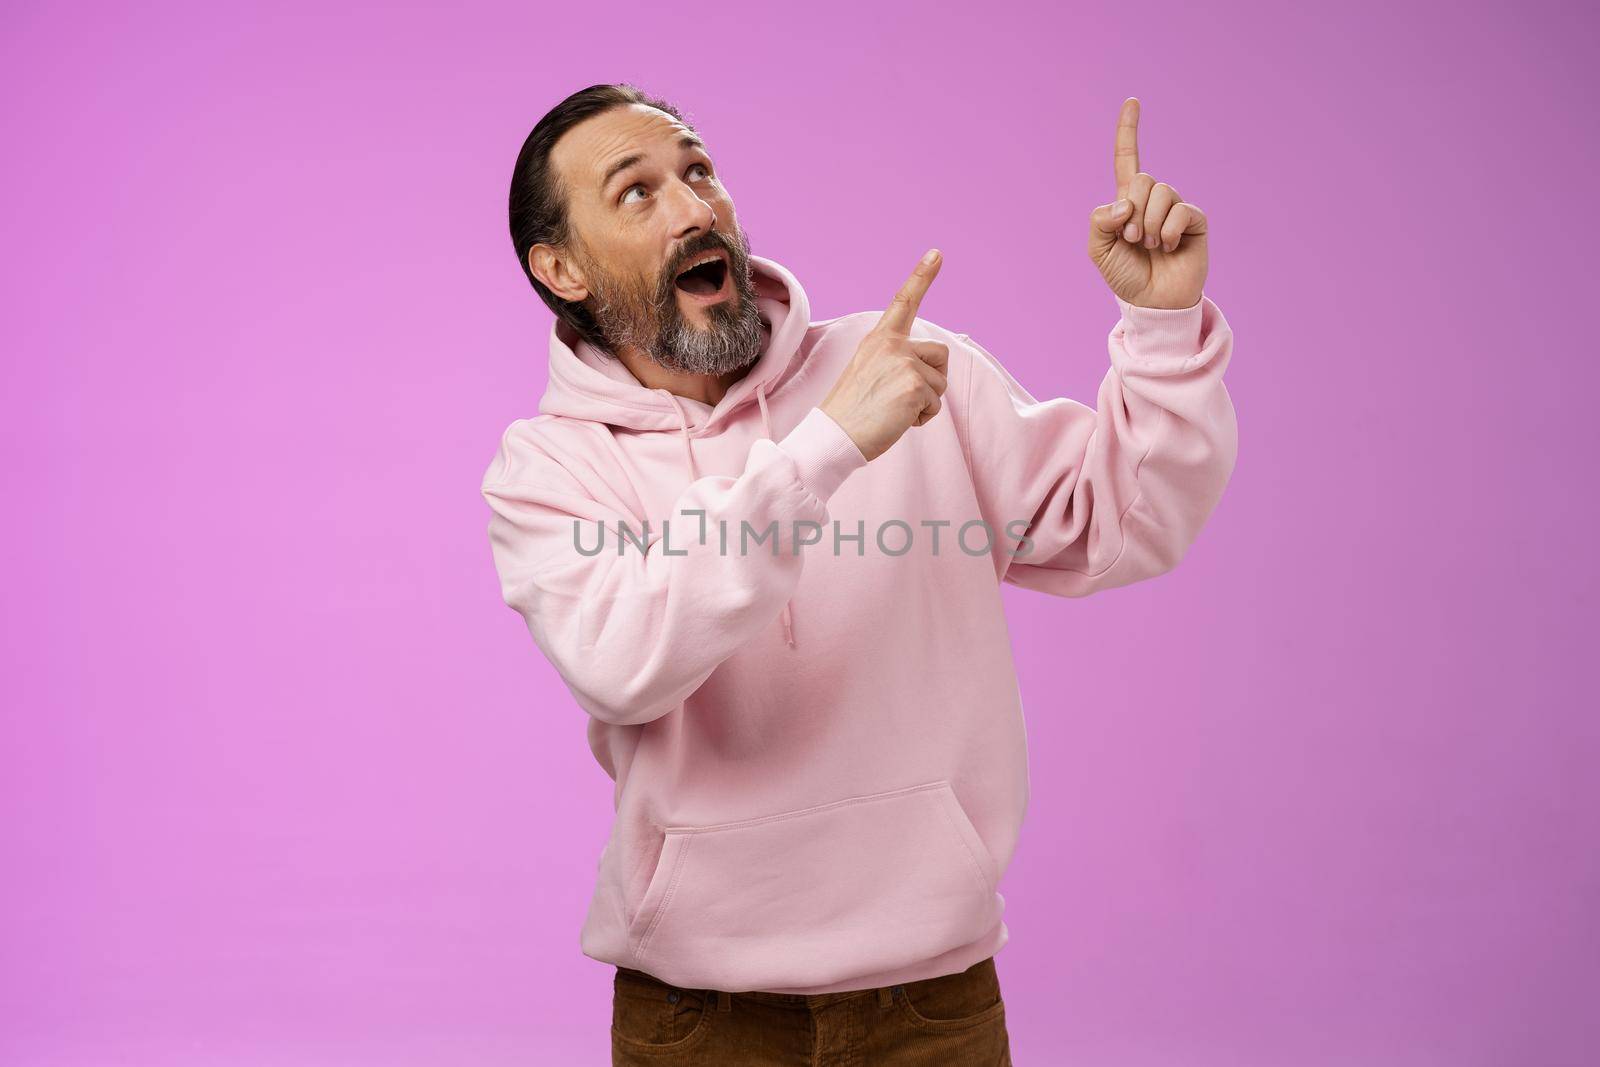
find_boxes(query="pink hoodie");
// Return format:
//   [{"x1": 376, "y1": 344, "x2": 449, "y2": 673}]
[{"x1": 481, "y1": 254, "x2": 1238, "y2": 995}]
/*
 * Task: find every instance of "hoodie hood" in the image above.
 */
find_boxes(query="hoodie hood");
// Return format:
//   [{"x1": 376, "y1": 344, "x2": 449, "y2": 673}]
[{"x1": 538, "y1": 253, "x2": 812, "y2": 436}]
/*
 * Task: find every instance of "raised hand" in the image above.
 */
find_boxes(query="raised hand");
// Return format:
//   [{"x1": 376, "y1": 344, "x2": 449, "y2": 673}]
[
  {"x1": 1087, "y1": 98, "x2": 1208, "y2": 309},
  {"x1": 820, "y1": 250, "x2": 951, "y2": 461}
]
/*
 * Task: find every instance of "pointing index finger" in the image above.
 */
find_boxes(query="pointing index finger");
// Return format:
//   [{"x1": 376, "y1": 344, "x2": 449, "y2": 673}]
[
  {"x1": 877, "y1": 249, "x2": 942, "y2": 335},
  {"x1": 1114, "y1": 97, "x2": 1140, "y2": 198}
]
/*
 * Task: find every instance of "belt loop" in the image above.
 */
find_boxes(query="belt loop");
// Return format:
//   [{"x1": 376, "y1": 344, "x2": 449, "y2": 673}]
[
  {"x1": 717, "y1": 989, "x2": 732, "y2": 1012},
  {"x1": 877, "y1": 985, "x2": 893, "y2": 1009}
]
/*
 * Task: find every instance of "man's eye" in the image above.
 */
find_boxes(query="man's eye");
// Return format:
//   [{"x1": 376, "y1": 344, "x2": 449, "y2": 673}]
[
  {"x1": 687, "y1": 163, "x2": 711, "y2": 181},
  {"x1": 621, "y1": 184, "x2": 647, "y2": 205}
]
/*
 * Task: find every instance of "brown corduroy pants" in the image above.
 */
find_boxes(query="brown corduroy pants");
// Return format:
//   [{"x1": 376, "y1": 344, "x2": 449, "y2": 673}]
[{"x1": 611, "y1": 955, "x2": 1012, "y2": 1065}]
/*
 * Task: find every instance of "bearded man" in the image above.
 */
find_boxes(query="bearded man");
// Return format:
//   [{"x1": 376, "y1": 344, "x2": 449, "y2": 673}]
[{"x1": 482, "y1": 82, "x2": 1238, "y2": 1066}]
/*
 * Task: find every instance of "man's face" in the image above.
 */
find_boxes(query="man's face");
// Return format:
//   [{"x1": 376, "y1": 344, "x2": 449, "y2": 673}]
[{"x1": 539, "y1": 104, "x2": 764, "y2": 376}]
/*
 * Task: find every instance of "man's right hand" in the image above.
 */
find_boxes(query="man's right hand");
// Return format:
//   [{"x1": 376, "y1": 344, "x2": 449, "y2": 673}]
[{"x1": 819, "y1": 249, "x2": 950, "y2": 462}]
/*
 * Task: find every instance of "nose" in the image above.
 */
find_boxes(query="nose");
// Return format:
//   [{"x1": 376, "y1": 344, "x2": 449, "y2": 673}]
[{"x1": 665, "y1": 177, "x2": 717, "y2": 242}]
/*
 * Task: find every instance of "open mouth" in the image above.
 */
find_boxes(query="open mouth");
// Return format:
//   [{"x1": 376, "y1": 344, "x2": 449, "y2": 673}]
[{"x1": 672, "y1": 251, "x2": 729, "y2": 299}]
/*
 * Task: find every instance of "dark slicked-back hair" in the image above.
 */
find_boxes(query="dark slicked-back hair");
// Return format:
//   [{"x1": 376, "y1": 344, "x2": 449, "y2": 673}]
[{"x1": 508, "y1": 83, "x2": 690, "y2": 348}]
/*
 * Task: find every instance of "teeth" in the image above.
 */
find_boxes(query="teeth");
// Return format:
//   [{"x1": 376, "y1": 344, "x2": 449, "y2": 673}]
[{"x1": 680, "y1": 252, "x2": 722, "y2": 273}]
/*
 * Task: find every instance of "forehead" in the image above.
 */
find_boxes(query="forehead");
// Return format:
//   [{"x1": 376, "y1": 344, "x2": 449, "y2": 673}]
[{"x1": 552, "y1": 103, "x2": 700, "y2": 197}]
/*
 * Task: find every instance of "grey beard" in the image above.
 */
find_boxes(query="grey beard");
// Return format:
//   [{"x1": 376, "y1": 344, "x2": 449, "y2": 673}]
[
  {"x1": 648, "y1": 296, "x2": 766, "y2": 376},
  {"x1": 582, "y1": 238, "x2": 766, "y2": 377}
]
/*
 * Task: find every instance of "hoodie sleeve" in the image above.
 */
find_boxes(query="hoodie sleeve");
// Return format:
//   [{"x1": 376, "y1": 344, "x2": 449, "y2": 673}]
[
  {"x1": 950, "y1": 295, "x2": 1238, "y2": 596},
  {"x1": 481, "y1": 406, "x2": 867, "y2": 727}
]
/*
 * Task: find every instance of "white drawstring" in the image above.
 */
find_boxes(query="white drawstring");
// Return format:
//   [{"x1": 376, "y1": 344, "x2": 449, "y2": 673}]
[
  {"x1": 660, "y1": 390, "x2": 699, "y2": 481},
  {"x1": 660, "y1": 384, "x2": 796, "y2": 649},
  {"x1": 755, "y1": 383, "x2": 796, "y2": 648}
]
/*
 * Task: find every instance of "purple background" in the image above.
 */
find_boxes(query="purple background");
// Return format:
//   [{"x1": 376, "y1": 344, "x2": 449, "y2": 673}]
[{"x1": 5, "y1": 1, "x2": 1596, "y2": 1064}]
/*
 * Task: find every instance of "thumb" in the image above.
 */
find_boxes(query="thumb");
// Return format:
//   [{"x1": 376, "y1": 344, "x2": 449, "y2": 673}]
[{"x1": 1087, "y1": 199, "x2": 1133, "y2": 257}]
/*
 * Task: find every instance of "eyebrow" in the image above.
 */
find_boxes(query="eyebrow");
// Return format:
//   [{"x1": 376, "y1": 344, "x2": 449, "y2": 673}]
[{"x1": 598, "y1": 132, "x2": 707, "y2": 195}]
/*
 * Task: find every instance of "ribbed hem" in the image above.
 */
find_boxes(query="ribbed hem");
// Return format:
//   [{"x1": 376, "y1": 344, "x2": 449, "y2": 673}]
[
  {"x1": 1114, "y1": 295, "x2": 1205, "y2": 366},
  {"x1": 776, "y1": 407, "x2": 868, "y2": 504}
]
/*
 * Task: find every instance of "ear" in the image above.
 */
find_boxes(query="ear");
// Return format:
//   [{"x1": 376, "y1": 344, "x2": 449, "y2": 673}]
[{"x1": 528, "y1": 243, "x2": 589, "y2": 302}]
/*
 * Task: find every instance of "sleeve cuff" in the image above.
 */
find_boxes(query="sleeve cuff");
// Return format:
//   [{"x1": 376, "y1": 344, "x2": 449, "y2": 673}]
[
  {"x1": 776, "y1": 406, "x2": 868, "y2": 503},
  {"x1": 1114, "y1": 295, "x2": 1206, "y2": 366}
]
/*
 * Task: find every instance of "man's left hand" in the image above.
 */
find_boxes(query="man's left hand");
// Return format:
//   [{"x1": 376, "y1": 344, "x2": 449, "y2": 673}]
[{"x1": 1087, "y1": 98, "x2": 1208, "y2": 309}]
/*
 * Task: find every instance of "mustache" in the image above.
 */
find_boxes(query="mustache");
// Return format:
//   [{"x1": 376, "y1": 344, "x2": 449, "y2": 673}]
[
  {"x1": 642, "y1": 228, "x2": 749, "y2": 318},
  {"x1": 660, "y1": 231, "x2": 740, "y2": 287}
]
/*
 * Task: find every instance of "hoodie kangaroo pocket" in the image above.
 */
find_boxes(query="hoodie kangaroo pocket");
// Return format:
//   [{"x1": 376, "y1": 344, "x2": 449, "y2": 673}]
[{"x1": 624, "y1": 780, "x2": 1002, "y2": 992}]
